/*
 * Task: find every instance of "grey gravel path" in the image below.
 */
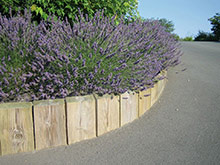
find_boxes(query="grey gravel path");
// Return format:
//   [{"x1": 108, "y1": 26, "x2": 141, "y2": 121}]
[{"x1": 0, "y1": 41, "x2": 220, "y2": 165}]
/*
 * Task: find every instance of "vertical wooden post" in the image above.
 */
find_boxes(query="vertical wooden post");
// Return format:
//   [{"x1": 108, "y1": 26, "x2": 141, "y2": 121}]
[
  {"x1": 0, "y1": 102, "x2": 34, "y2": 156},
  {"x1": 95, "y1": 94, "x2": 120, "y2": 136},
  {"x1": 157, "y1": 79, "x2": 166, "y2": 98},
  {"x1": 66, "y1": 95, "x2": 96, "y2": 144},
  {"x1": 150, "y1": 71, "x2": 167, "y2": 106},
  {"x1": 156, "y1": 70, "x2": 168, "y2": 98},
  {"x1": 138, "y1": 88, "x2": 151, "y2": 117},
  {"x1": 33, "y1": 99, "x2": 66, "y2": 150},
  {"x1": 120, "y1": 91, "x2": 139, "y2": 126},
  {"x1": 151, "y1": 82, "x2": 159, "y2": 106}
]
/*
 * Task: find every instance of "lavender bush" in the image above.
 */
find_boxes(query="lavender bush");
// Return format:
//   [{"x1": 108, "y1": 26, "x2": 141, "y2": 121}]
[{"x1": 0, "y1": 10, "x2": 181, "y2": 103}]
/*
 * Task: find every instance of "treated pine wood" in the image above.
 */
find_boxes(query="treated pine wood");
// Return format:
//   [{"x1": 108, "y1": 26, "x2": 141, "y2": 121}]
[
  {"x1": 150, "y1": 71, "x2": 167, "y2": 106},
  {"x1": 0, "y1": 102, "x2": 34, "y2": 156},
  {"x1": 138, "y1": 88, "x2": 151, "y2": 117},
  {"x1": 66, "y1": 95, "x2": 96, "y2": 144},
  {"x1": 162, "y1": 71, "x2": 168, "y2": 93},
  {"x1": 157, "y1": 78, "x2": 165, "y2": 97},
  {"x1": 33, "y1": 99, "x2": 66, "y2": 150},
  {"x1": 150, "y1": 82, "x2": 158, "y2": 106},
  {"x1": 157, "y1": 71, "x2": 167, "y2": 97},
  {"x1": 120, "y1": 91, "x2": 139, "y2": 126},
  {"x1": 95, "y1": 94, "x2": 120, "y2": 136},
  {"x1": 157, "y1": 80, "x2": 163, "y2": 97}
]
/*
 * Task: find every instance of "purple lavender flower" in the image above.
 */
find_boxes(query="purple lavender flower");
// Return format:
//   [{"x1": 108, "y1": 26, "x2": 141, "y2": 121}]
[
  {"x1": 0, "y1": 9, "x2": 181, "y2": 103},
  {"x1": 82, "y1": 59, "x2": 86, "y2": 67},
  {"x1": 101, "y1": 69, "x2": 105, "y2": 74},
  {"x1": 3, "y1": 78, "x2": 9, "y2": 85}
]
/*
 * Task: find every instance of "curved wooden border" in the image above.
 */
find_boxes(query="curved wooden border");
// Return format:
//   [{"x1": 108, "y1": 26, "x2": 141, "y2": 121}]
[{"x1": 0, "y1": 71, "x2": 167, "y2": 156}]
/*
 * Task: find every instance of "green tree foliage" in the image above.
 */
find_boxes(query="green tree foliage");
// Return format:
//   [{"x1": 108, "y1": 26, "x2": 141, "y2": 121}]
[
  {"x1": 194, "y1": 31, "x2": 216, "y2": 41},
  {"x1": 0, "y1": 0, "x2": 139, "y2": 23},
  {"x1": 172, "y1": 34, "x2": 180, "y2": 41},
  {"x1": 181, "y1": 36, "x2": 193, "y2": 41},
  {"x1": 158, "y1": 18, "x2": 175, "y2": 33},
  {"x1": 208, "y1": 13, "x2": 220, "y2": 41},
  {"x1": 140, "y1": 17, "x2": 175, "y2": 34},
  {"x1": 0, "y1": 0, "x2": 31, "y2": 17}
]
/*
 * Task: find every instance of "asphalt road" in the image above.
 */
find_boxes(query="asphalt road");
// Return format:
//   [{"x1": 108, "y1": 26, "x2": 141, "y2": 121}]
[{"x1": 0, "y1": 41, "x2": 220, "y2": 165}]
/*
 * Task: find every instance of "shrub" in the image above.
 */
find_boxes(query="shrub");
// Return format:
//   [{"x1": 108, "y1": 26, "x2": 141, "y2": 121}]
[
  {"x1": 158, "y1": 18, "x2": 175, "y2": 33},
  {"x1": 182, "y1": 36, "x2": 193, "y2": 41},
  {"x1": 209, "y1": 13, "x2": 220, "y2": 41},
  {"x1": 0, "y1": 9, "x2": 181, "y2": 103},
  {"x1": 140, "y1": 17, "x2": 175, "y2": 33},
  {"x1": 0, "y1": 0, "x2": 139, "y2": 24},
  {"x1": 172, "y1": 34, "x2": 180, "y2": 41},
  {"x1": 194, "y1": 31, "x2": 217, "y2": 41}
]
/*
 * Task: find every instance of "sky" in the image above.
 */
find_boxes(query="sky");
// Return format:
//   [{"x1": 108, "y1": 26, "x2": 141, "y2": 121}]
[{"x1": 138, "y1": 0, "x2": 220, "y2": 38}]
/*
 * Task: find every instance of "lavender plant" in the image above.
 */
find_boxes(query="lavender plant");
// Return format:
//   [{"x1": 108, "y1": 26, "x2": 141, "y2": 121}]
[{"x1": 0, "y1": 9, "x2": 181, "y2": 103}]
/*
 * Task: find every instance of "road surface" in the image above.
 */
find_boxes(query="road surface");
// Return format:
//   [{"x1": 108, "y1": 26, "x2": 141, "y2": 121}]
[{"x1": 0, "y1": 41, "x2": 220, "y2": 165}]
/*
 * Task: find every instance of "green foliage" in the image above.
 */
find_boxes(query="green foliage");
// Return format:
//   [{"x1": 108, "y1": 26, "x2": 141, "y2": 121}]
[
  {"x1": 140, "y1": 17, "x2": 175, "y2": 33},
  {"x1": 158, "y1": 18, "x2": 175, "y2": 33},
  {"x1": 194, "y1": 13, "x2": 220, "y2": 41},
  {"x1": 0, "y1": 11, "x2": 181, "y2": 102},
  {"x1": 194, "y1": 31, "x2": 216, "y2": 41},
  {"x1": 171, "y1": 34, "x2": 180, "y2": 41},
  {"x1": 208, "y1": 13, "x2": 220, "y2": 41},
  {"x1": 181, "y1": 36, "x2": 193, "y2": 41},
  {"x1": 0, "y1": 0, "x2": 139, "y2": 24},
  {"x1": 0, "y1": 0, "x2": 32, "y2": 15}
]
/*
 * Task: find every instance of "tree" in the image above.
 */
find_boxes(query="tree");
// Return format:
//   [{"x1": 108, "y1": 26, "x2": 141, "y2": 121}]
[
  {"x1": 172, "y1": 33, "x2": 180, "y2": 41},
  {"x1": 208, "y1": 13, "x2": 220, "y2": 41},
  {"x1": 0, "y1": 0, "x2": 139, "y2": 24},
  {"x1": 194, "y1": 31, "x2": 216, "y2": 41},
  {"x1": 141, "y1": 17, "x2": 175, "y2": 33},
  {"x1": 182, "y1": 36, "x2": 193, "y2": 41},
  {"x1": 158, "y1": 18, "x2": 175, "y2": 33}
]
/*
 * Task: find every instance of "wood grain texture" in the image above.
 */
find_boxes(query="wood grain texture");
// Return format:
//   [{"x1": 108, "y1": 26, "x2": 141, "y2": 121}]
[
  {"x1": 0, "y1": 102, "x2": 34, "y2": 156},
  {"x1": 95, "y1": 95, "x2": 120, "y2": 136},
  {"x1": 33, "y1": 99, "x2": 66, "y2": 150},
  {"x1": 120, "y1": 92, "x2": 138, "y2": 126},
  {"x1": 157, "y1": 79, "x2": 165, "y2": 97},
  {"x1": 138, "y1": 89, "x2": 151, "y2": 117},
  {"x1": 157, "y1": 71, "x2": 167, "y2": 97},
  {"x1": 150, "y1": 71, "x2": 167, "y2": 107},
  {"x1": 150, "y1": 82, "x2": 158, "y2": 106},
  {"x1": 66, "y1": 95, "x2": 96, "y2": 144}
]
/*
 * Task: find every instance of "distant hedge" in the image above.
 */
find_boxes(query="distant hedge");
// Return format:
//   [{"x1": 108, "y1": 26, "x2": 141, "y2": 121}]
[
  {"x1": 0, "y1": 10, "x2": 181, "y2": 103},
  {"x1": 194, "y1": 31, "x2": 217, "y2": 41},
  {"x1": 0, "y1": 0, "x2": 139, "y2": 24}
]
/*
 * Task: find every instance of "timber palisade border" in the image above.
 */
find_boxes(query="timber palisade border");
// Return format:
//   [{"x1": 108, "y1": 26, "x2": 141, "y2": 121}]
[{"x1": 0, "y1": 71, "x2": 167, "y2": 156}]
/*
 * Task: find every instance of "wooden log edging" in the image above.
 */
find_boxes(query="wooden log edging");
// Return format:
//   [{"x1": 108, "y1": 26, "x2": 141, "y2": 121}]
[
  {"x1": 0, "y1": 71, "x2": 167, "y2": 156},
  {"x1": 66, "y1": 95, "x2": 96, "y2": 144},
  {"x1": 33, "y1": 99, "x2": 67, "y2": 150},
  {"x1": 0, "y1": 102, "x2": 34, "y2": 155}
]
